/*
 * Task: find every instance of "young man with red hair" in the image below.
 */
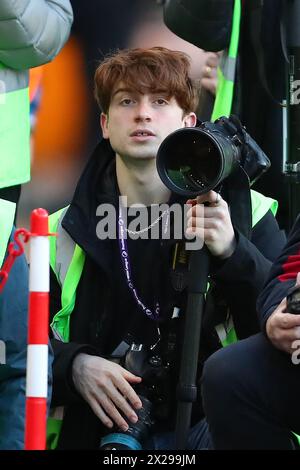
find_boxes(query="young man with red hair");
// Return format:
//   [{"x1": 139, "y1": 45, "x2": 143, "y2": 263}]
[{"x1": 48, "y1": 47, "x2": 285, "y2": 449}]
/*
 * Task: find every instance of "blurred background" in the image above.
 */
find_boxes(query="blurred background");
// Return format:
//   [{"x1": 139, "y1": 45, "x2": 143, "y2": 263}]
[{"x1": 19, "y1": 0, "x2": 210, "y2": 228}]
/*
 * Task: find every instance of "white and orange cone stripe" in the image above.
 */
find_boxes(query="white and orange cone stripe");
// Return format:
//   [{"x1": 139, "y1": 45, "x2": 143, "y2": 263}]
[{"x1": 25, "y1": 209, "x2": 50, "y2": 450}]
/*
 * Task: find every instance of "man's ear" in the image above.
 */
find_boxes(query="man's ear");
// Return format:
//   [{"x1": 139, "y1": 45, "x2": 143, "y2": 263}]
[
  {"x1": 183, "y1": 112, "x2": 197, "y2": 128},
  {"x1": 100, "y1": 113, "x2": 109, "y2": 139}
]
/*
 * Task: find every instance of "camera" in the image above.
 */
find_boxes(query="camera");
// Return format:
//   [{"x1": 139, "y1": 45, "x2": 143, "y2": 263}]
[
  {"x1": 156, "y1": 115, "x2": 270, "y2": 198},
  {"x1": 99, "y1": 343, "x2": 171, "y2": 450},
  {"x1": 286, "y1": 284, "x2": 300, "y2": 314}
]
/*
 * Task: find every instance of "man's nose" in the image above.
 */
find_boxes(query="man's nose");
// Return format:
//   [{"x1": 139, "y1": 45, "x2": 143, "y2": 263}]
[{"x1": 134, "y1": 102, "x2": 152, "y2": 121}]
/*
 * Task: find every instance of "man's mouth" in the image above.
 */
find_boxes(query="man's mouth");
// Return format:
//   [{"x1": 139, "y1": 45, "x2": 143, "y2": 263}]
[{"x1": 130, "y1": 129, "x2": 155, "y2": 137}]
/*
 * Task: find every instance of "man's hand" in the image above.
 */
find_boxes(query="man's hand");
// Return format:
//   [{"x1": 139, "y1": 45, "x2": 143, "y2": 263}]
[
  {"x1": 186, "y1": 190, "x2": 236, "y2": 259},
  {"x1": 200, "y1": 52, "x2": 220, "y2": 96},
  {"x1": 266, "y1": 276, "x2": 300, "y2": 354},
  {"x1": 72, "y1": 353, "x2": 142, "y2": 430}
]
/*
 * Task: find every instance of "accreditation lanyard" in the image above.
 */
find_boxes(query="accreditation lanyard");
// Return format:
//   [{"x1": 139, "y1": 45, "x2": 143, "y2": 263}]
[{"x1": 118, "y1": 205, "x2": 160, "y2": 321}]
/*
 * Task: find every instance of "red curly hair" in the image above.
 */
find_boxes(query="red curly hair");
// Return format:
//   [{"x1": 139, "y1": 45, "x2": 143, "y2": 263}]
[{"x1": 94, "y1": 47, "x2": 199, "y2": 115}]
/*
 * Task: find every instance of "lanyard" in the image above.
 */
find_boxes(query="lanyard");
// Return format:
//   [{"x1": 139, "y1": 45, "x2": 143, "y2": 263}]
[{"x1": 118, "y1": 205, "x2": 160, "y2": 321}]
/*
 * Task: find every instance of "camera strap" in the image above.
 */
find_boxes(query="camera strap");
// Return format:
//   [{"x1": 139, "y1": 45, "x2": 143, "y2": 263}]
[
  {"x1": 118, "y1": 204, "x2": 160, "y2": 321},
  {"x1": 223, "y1": 167, "x2": 252, "y2": 239}
]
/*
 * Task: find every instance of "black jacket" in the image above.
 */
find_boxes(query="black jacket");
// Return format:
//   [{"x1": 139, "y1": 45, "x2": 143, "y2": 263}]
[
  {"x1": 257, "y1": 215, "x2": 300, "y2": 330},
  {"x1": 50, "y1": 139, "x2": 286, "y2": 449}
]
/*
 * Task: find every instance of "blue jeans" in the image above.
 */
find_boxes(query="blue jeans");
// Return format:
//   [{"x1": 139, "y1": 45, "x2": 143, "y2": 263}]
[{"x1": 145, "y1": 419, "x2": 212, "y2": 450}]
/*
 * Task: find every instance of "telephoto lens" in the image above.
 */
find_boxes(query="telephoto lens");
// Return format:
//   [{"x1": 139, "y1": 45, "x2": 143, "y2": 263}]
[
  {"x1": 156, "y1": 125, "x2": 239, "y2": 198},
  {"x1": 99, "y1": 396, "x2": 154, "y2": 450},
  {"x1": 156, "y1": 115, "x2": 270, "y2": 198}
]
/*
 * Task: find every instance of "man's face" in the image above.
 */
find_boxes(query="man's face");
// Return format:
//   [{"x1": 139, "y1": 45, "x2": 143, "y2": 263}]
[{"x1": 100, "y1": 84, "x2": 196, "y2": 162}]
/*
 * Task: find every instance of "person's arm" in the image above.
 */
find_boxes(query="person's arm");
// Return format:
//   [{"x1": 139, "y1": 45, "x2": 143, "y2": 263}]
[
  {"x1": 186, "y1": 192, "x2": 286, "y2": 337},
  {"x1": 212, "y1": 209, "x2": 286, "y2": 291},
  {"x1": 0, "y1": 0, "x2": 73, "y2": 69},
  {"x1": 49, "y1": 268, "x2": 97, "y2": 406},
  {"x1": 257, "y1": 215, "x2": 300, "y2": 351},
  {"x1": 186, "y1": 191, "x2": 286, "y2": 288},
  {"x1": 213, "y1": 209, "x2": 286, "y2": 336},
  {"x1": 49, "y1": 270, "x2": 143, "y2": 431},
  {"x1": 0, "y1": 246, "x2": 28, "y2": 449},
  {"x1": 164, "y1": 0, "x2": 234, "y2": 51}
]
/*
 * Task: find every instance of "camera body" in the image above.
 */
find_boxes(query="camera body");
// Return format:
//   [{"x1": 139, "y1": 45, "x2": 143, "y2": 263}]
[
  {"x1": 287, "y1": 285, "x2": 300, "y2": 314},
  {"x1": 99, "y1": 343, "x2": 171, "y2": 450},
  {"x1": 156, "y1": 115, "x2": 270, "y2": 198}
]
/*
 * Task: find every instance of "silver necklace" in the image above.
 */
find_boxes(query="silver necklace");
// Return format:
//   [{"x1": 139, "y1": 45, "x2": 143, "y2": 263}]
[{"x1": 124, "y1": 208, "x2": 170, "y2": 235}]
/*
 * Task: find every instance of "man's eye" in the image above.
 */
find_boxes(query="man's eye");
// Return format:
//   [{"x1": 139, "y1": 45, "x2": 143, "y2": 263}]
[
  {"x1": 120, "y1": 98, "x2": 133, "y2": 106},
  {"x1": 155, "y1": 98, "x2": 168, "y2": 105}
]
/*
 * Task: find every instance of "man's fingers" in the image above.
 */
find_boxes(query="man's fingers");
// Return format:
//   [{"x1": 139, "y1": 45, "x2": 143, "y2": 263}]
[
  {"x1": 99, "y1": 393, "x2": 137, "y2": 431},
  {"x1": 186, "y1": 198, "x2": 197, "y2": 207},
  {"x1": 87, "y1": 372, "x2": 142, "y2": 429},
  {"x1": 204, "y1": 53, "x2": 219, "y2": 69},
  {"x1": 195, "y1": 190, "x2": 222, "y2": 206},
  {"x1": 111, "y1": 391, "x2": 140, "y2": 423},
  {"x1": 186, "y1": 216, "x2": 218, "y2": 230},
  {"x1": 294, "y1": 326, "x2": 300, "y2": 337},
  {"x1": 277, "y1": 312, "x2": 300, "y2": 328},
  {"x1": 116, "y1": 377, "x2": 142, "y2": 410},
  {"x1": 91, "y1": 382, "x2": 140, "y2": 430},
  {"x1": 275, "y1": 326, "x2": 300, "y2": 342},
  {"x1": 187, "y1": 203, "x2": 225, "y2": 220},
  {"x1": 201, "y1": 78, "x2": 217, "y2": 95},
  {"x1": 88, "y1": 394, "x2": 114, "y2": 429},
  {"x1": 123, "y1": 369, "x2": 142, "y2": 383}
]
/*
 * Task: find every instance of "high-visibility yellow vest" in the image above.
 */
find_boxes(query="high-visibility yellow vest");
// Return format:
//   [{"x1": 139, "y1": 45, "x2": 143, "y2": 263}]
[
  {"x1": 211, "y1": 0, "x2": 241, "y2": 122},
  {"x1": 0, "y1": 63, "x2": 30, "y2": 188},
  {"x1": 0, "y1": 198, "x2": 16, "y2": 267}
]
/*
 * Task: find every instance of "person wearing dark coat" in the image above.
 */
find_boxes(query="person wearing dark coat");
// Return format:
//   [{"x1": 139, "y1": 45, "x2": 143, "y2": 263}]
[
  {"x1": 164, "y1": 0, "x2": 288, "y2": 230},
  {"x1": 202, "y1": 216, "x2": 300, "y2": 449},
  {"x1": 48, "y1": 47, "x2": 286, "y2": 449}
]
